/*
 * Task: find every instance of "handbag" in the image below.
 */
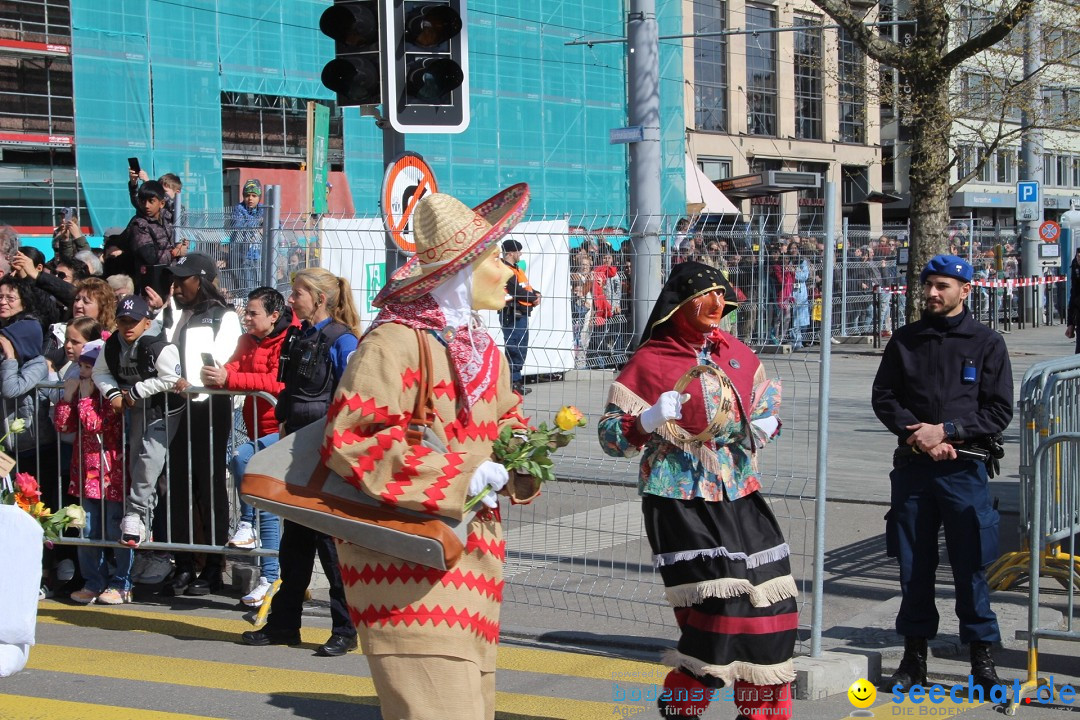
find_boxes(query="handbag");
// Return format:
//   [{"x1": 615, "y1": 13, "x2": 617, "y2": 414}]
[{"x1": 241, "y1": 328, "x2": 476, "y2": 571}]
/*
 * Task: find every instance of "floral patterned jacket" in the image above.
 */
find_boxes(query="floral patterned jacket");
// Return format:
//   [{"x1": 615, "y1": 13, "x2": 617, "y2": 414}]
[{"x1": 598, "y1": 360, "x2": 781, "y2": 501}]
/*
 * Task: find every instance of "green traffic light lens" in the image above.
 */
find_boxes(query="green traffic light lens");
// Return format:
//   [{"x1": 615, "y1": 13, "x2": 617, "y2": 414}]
[{"x1": 406, "y1": 56, "x2": 464, "y2": 102}]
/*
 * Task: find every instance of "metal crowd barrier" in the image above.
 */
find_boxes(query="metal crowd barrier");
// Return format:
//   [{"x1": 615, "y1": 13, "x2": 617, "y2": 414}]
[
  {"x1": 979, "y1": 356, "x2": 1080, "y2": 714},
  {"x1": 30, "y1": 383, "x2": 278, "y2": 558}
]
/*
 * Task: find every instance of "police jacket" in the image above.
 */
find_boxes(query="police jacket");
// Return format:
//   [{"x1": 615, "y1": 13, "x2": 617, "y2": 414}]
[{"x1": 871, "y1": 308, "x2": 1013, "y2": 446}]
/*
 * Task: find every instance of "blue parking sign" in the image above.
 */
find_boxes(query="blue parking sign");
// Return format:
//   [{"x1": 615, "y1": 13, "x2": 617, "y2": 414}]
[{"x1": 1018, "y1": 181, "x2": 1039, "y2": 203}]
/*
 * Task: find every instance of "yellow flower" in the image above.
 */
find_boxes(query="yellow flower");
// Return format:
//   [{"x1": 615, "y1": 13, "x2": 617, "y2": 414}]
[
  {"x1": 63, "y1": 504, "x2": 87, "y2": 529},
  {"x1": 555, "y1": 405, "x2": 586, "y2": 431},
  {"x1": 28, "y1": 501, "x2": 51, "y2": 519}
]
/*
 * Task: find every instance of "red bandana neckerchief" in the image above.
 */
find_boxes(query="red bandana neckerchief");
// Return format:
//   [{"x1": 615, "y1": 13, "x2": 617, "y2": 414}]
[{"x1": 368, "y1": 294, "x2": 499, "y2": 409}]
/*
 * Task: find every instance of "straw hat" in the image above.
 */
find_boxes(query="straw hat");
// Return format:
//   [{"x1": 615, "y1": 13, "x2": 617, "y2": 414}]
[{"x1": 372, "y1": 183, "x2": 530, "y2": 307}]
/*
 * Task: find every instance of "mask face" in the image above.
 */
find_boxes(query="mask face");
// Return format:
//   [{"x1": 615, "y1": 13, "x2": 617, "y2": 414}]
[
  {"x1": 471, "y1": 245, "x2": 513, "y2": 311},
  {"x1": 679, "y1": 290, "x2": 726, "y2": 333}
]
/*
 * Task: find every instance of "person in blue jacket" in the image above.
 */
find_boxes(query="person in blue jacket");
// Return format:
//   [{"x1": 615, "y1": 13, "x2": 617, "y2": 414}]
[
  {"x1": 228, "y1": 179, "x2": 265, "y2": 291},
  {"x1": 871, "y1": 254, "x2": 1013, "y2": 697}
]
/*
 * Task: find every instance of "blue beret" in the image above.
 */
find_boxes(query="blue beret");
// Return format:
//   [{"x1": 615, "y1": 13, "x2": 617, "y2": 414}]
[{"x1": 920, "y1": 254, "x2": 973, "y2": 284}]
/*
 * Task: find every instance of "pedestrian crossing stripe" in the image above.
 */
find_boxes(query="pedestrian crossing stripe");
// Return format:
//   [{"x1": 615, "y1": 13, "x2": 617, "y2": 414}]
[
  {"x1": 23, "y1": 645, "x2": 619, "y2": 719},
  {"x1": 0, "y1": 694, "x2": 230, "y2": 720},
  {"x1": 36, "y1": 601, "x2": 660, "y2": 682}
]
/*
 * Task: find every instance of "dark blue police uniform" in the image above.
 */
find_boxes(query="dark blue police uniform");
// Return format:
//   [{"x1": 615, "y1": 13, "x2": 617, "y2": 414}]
[{"x1": 872, "y1": 303, "x2": 1013, "y2": 645}]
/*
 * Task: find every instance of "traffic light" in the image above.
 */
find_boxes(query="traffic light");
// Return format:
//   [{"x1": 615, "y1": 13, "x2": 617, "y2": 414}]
[
  {"x1": 383, "y1": 0, "x2": 470, "y2": 134},
  {"x1": 320, "y1": 0, "x2": 383, "y2": 107}
]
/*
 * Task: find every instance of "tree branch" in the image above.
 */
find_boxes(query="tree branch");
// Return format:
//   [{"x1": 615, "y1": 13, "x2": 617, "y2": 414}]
[
  {"x1": 940, "y1": 0, "x2": 1035, "y2": 70},
  {"x1": 807, "y1": 0, "x2": 904, "y2": 67}
]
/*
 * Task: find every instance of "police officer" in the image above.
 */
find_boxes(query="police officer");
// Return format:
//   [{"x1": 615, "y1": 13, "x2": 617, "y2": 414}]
[
  {"x1": 1065, "y1": 245, "x2": 1080, "y2": 353},
  {"x1": 500, "y1": 239, "x2": 541, "y2": 395},
  {"x1": 871, "y1": 255, "x2": 1013, "y2": 696}
]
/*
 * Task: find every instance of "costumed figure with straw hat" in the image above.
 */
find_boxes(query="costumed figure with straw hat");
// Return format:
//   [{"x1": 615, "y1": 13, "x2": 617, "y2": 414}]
[
  {"x1": 598, "y1": 261, "x2": 796, "y2": 719},
  {"x1": 319, "y1": 184, "x2": 532, "y2": 720}
]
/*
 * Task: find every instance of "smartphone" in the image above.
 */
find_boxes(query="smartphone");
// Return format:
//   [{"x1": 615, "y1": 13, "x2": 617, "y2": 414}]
[
  {"x1": 200, "y1": 352, "x2": 218, "y2": 368},
  {"x1": 128, "y1": 157, "x2": 141, "y2": 174},
  {"x1": 61, "y1": 207, "x2": 73, "y2": 223}
]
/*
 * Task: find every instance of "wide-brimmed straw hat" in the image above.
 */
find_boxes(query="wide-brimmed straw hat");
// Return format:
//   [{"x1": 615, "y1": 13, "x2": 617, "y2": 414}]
[{"x1": 372, "y1": 183, "x2": 530, "y2": 307}]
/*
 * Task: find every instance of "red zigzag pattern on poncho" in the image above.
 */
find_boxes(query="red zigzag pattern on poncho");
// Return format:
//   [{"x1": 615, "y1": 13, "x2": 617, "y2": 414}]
[
  {"x1": 341, "y1": 563, "x2": 504, "y2": 601},
  {"x1": 350, "y1": 603, "x2": 501, "y2": 644}
]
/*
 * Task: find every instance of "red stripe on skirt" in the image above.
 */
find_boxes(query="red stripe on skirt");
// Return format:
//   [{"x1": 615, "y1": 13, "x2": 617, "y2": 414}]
[{"x1": 685, "y1": 611, "x2": 799, "y2": 635}]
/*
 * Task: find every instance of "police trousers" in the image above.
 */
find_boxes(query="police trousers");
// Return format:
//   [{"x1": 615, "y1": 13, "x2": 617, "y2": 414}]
[{"x1": 885, "y1": 458, "x2": 1001, "y2": 644}]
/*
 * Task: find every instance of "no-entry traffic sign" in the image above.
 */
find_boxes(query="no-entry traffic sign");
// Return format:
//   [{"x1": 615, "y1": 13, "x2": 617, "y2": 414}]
[{"x1": 381, "y1": 153, "x2": 438, "y2": 254}]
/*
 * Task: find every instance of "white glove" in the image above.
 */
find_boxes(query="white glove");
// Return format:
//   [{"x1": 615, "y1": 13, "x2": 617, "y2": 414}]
[
  {"x1": 467, "y1": 461, "x2": 509, "y2": 509},
  {"x1": 639, "y1": 390, "x2": 686, "y2": 434}
]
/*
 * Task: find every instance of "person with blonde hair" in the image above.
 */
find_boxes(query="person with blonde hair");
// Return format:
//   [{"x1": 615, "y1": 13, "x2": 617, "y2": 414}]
[{"x1": 240, "y1": 266, "x2": 359, "y2": 657}]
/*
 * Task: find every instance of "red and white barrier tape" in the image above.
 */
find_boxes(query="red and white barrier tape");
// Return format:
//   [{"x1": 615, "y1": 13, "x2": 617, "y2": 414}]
[{"x1": 878, "y1": 276, "x2": 1066, "y2": 294}]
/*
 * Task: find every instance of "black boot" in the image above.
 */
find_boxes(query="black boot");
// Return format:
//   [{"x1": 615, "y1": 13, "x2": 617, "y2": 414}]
[
  {"x1": 885, "y1": 636, "x2": 927, "y2": 692},
  {"x1": 969, "y1": 641, "x2": 1004, "y2": 696}
]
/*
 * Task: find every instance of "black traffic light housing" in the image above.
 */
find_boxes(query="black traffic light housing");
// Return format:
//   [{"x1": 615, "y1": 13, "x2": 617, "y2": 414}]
[
  {"x1": 320, "y1": 0, "x2": 383, "y2": 107},
  {"x1": 383, "y1": 0, "x2": 470, "y2": 133}
]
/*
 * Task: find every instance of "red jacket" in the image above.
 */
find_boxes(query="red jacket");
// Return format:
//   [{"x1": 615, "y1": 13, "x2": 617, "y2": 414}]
[{"x1": 224, "y1": 309, "x2": 300, "y2": 438}]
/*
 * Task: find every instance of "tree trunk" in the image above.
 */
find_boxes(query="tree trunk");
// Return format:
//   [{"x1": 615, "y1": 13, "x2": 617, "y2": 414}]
[{"x1": 904, "y1": 81, "x2": 953, "y2": 322}]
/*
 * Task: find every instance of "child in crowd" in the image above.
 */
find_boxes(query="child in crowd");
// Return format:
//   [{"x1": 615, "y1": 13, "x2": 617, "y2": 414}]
[
  {"x1": 56, "y1": 340, "x2": 130, "y2": 604},
  {"x1": 91, "y1": 295, "x2": 183, "y2": 547}
]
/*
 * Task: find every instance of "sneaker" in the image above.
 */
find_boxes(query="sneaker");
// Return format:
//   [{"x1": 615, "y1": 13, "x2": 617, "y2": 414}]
[
  {"x1": 242, "y1": 576, "x2": 272, "y2": 607},
  {"x1": 137, "y1": 552, "x2": 175, "y2": 585},
  {"x1": 97, "y1": 588, "x2": 131, "y2": 605},
  {"x1": 69, "y1": 587, "x2": 98, "y2": 604},
  {"x1": 120, "y1": 512, "x2": 147, "y2": 548},
  {"x1": 55, "y1": 558, "x2": 75, "y2": 583},
  {"x1": 227, "y1": 521, "x2": 257, "y2": 549}
]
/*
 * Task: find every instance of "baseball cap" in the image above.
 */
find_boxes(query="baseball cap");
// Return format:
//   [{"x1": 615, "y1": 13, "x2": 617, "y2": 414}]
[
  {"x1": 79, "y1": 339, "x2": 104, "y2": 364},
  {"x1": 116, "y1": 294, "x2": 151, "y2": 321},
  {"x1": 169, "y1": 253, "x2": 218, "y2": 281},
  {"x1": 920, "y1": 254, "x2": 973, "y2": 284}
]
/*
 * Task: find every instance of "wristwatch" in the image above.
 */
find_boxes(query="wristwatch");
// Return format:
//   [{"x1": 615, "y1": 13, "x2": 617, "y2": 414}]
[{"x1": 943, "y1": 421, "x2": 959, "y2": 441}]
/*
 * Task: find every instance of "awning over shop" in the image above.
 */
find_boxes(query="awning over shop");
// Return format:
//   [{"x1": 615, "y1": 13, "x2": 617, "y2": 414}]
[{"x1": 686, "y1": 155, "x2": 739, "y2": 214}]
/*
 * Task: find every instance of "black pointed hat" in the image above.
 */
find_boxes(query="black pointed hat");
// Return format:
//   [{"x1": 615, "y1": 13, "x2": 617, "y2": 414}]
[{"x1": 638, "y1": 261, "x2": 738, "y2": 346}]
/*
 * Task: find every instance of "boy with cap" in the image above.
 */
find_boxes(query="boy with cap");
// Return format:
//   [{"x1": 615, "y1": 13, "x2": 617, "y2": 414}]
[
  {"x1": 228, "y1": 179, "x2": 265, "y2": 291},
  {"x1": 872, "y1": 255, "x2": 1014, "y2": 697},
  {"x1": 93, "y1": 294, "x2": 184, "y2": 548},
  {"x1": 499, "y1": 238, "x2": 540, "y2": 395}
]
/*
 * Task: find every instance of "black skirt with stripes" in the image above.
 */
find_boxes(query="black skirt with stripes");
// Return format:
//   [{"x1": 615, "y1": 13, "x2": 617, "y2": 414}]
[{"x1": 642, "y1": 491, "x2": 798, "y2": 687}]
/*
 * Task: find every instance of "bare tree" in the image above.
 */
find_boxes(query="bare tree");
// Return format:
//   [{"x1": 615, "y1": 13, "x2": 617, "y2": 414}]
[{"x1": 809, "y1": 0, "x2": 1035, "y2": 319}]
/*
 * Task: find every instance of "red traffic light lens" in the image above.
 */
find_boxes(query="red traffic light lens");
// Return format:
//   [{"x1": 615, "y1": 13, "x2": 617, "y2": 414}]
[
  {"x1": 320, "y1": 4, "x2": 378, "y2": 47},
  {"x1": 404, "y1": 6, "x2": 462, "y2": 48}
]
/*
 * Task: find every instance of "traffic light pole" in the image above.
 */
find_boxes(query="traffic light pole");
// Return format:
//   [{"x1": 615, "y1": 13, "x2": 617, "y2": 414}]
[
  {"x1": 1020, "y1": 4, "x2": 1043, "y2": 325},
  {"x1": 382, "y1": 122, "x2": 408, "y2": 275},
  {"x1": 627, "y1": 0, "x2": 663, "y2": 345}
]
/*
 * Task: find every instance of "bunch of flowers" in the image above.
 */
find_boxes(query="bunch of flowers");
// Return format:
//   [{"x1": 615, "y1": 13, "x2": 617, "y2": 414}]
[
  {"x1": 1, "y1": 471, "x2": 86, "y2": 544},
  {"x1": 465, "y1": 405, "x2": 586, "y2": 512}
]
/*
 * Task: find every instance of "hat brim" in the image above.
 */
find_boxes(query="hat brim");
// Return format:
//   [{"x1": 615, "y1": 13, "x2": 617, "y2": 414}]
[{"x1": 372, "y1": 183, "x2": 530, "y2": 308}]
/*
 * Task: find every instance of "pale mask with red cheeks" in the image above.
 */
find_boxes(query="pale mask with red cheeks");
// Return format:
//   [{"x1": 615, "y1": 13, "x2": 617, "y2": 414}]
[{"x1": 678, "y1": 290, "x2": 726, "y2": 334}]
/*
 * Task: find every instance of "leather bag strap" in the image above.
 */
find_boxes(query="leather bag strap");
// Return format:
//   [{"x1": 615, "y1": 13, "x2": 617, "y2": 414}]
[{"x1": 406, "y1": 328, "x2": 435, "y2": 446}]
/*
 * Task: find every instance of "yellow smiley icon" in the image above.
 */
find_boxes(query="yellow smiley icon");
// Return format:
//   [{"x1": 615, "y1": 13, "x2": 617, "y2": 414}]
[{"x1": 847, "y1": 678, "x2": 876, "y2": 709}]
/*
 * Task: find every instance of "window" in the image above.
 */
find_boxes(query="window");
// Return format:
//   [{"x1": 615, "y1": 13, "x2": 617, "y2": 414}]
[
  {"x1": 798, "y1": 161, "x2": 829, "y2": 234},
  {"x1": 793, "y1": 16, "x2": 823, "y2": 140},
  {"x1": 1044, "y1": 154, "x2": 1055, "y2": 186},
  {"x1": 745, "y1": 6, "x2": 777, "y2": 137},
  {"x1": 699, "y1": 158, "x2": 733, "y2": 181},
  {"x1": 976, "y1": 147, "x2": 992, "y2": 183},
  {"x1": 749, "y1": 158, "x2": 782, "y2": 233},
  {"x1": 837, "y1": 28, "x2": 865, "y2": 143},
  {"x1": 841, "y1": 165, "x2": 868, "y2": 205},
  {"x1": 957, "y1": 144, "x2": 977, "y2": 180},
  {"x1": 1058, "y1": 155, "x2": 1071, "y2": 186},
  {"x1": 694, "y1": 1, "x2": 728, "y2": 132},
  {"x1": 995, "y1": 149, "x2": 1015, "y2": 184},
  {"x1": 1073, "y1": 157, "x2": 1080, "y2": 188}
]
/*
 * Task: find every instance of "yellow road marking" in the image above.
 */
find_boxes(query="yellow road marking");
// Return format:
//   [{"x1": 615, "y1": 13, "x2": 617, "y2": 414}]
[
  {"x1": 0, "y1": 693, "x2": 230, "y2": 720},
  {"x1": 37, "y1": 601, "x2": 659, "y2": 682},
  {"x1": 26, "y1": 645, "x2": 618, "y2": 719}
]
